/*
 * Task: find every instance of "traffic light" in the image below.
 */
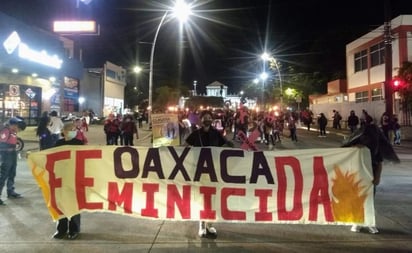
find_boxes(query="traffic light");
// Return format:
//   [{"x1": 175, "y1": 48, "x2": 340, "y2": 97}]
[{"x1": 391, "y1": 78, "x2": 405, "y2": 91}]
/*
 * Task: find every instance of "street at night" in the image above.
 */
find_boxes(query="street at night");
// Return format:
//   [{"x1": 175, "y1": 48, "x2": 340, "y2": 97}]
[{"x1": 1, "y1": 124, "x2": 410, "y2": 253}]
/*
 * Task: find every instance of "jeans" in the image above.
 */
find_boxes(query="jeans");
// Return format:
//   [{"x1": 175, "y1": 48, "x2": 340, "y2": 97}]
[{"x1": 0, "y1": 150, "x2": 18, "y2": 197}]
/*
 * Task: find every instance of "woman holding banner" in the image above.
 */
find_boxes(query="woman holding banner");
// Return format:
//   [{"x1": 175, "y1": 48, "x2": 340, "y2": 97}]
[
  {"x1": 342, "y1": 111, "x2": 399, "y2": 234},
  {"x1": 52, "y1": 122, "x2": 85, "y2": 240}
]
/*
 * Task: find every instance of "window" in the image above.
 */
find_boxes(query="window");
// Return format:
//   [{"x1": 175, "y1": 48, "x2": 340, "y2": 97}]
[
  {"x1": 370, "y1": 42, "x2": 385, "y2": 67},
  {"x1": 371, "y1": 88, "x2": 383, "y2": 101},
  {"x1": 354, "y1": 49, "x2": 368, "y2": 72},
  {"x1": 355, "y1": 91, "x2": 368, "y2": 103}
]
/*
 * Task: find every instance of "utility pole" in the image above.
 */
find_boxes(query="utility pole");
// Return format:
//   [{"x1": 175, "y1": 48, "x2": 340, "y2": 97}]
[{"x1": 384, "y1": 0, "x2": 393, "y2": 117}]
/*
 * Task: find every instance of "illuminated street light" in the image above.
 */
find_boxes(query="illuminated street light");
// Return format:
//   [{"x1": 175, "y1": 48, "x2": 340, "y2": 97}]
[
  {"x1": 133, "y1": 66, "x2": 142, "y2": 73},
  {"x1": 260, "y1": 72, "x2": 268, "y2": 81},
  {"x1": 193, "y1": 80, "x2": 197, "y2": 95},
  {"x1": 261, "y1": 52, "x2": 283, "y2": 108},
  {"x1": 271, "y1": 58, "x2": 283, "y2": 107},
  {"x1": 148, "y1": 0, "x2": 192, "y2": 125}
]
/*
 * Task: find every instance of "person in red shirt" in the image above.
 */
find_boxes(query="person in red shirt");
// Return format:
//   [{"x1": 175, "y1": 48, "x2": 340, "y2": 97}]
[
  {"x1": 0, "y1": 117, "x2": 26, "y2": 205},
  {"x1": 74, "y1": 118, "x2": 88, "y2": 144},
  {"x1": 121, "y1": 115, "x2": 138, "y2": 146}
]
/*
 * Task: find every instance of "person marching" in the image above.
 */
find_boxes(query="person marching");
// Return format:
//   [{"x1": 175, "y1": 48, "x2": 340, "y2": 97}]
[
  {"x1": 121, "y1": 114, "x2": 138, "y2": 146},
  {"x1": 48, "y1": 110, "x2": 64, "y2": 146},
  {"x1": 317, "y1": 113, "x2": 328, "y2": 137}
]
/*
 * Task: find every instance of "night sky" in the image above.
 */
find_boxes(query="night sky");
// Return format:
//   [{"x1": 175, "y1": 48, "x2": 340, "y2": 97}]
[{"x1": 1, "y1": 0, "x2": 412, "y2": 94}]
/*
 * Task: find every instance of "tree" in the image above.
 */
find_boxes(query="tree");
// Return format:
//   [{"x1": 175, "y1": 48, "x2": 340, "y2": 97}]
[
  {"x1": 395, "y1": 61, "x2": 412, "y2": 109},
  {"x1": 270, "y1": 65, "x2": 328, "y2": 109},
  {"x1": 153, "y1": 86, "x2": 180, "y2": 112}
]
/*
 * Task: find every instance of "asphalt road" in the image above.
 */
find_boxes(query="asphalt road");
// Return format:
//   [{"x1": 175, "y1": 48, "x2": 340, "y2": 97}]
[{"x1": 1, "y1": 124, "x2": 411, "y2": 253}]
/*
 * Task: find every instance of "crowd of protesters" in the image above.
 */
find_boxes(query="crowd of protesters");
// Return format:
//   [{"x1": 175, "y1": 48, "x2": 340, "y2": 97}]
[
  {"x1": 103, "y1": 113, "x2": 139, "y2": 146},
  {"x1": 173, "y1": 106, "x2": 306, "y2": 147},
  {"x1": 313, "y1": 108, "x2": 402, "y2": 145}
]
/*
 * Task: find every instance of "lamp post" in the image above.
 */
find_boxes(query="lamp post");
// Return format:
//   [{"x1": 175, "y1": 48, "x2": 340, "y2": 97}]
[
  {"x1": 271, "y1": 58, "x2": 283, "y2": 107},
  {"x1": 193, "y1": 80, "x2": 197, "y2": 96},
  {"x1": 259, "y1": 72, "x2": 268, "y2": 108},
  {"x1": 261, "y1": 53, "x2": 283, "y2": 108},
  {"x1": 147, "y1": 0, "x2": 191, "y2": 125}
]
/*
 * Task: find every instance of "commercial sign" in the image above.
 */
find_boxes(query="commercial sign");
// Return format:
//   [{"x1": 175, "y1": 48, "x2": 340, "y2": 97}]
[
  {"x1": 3, "y1": 31, "x2": 63, "y2": 69},
  {"x1": 53, "y1": 20, "x2": 97, "y2": 34},
  {"x1": 28, "y1": 145, "x2": 376, "y2": 227}
]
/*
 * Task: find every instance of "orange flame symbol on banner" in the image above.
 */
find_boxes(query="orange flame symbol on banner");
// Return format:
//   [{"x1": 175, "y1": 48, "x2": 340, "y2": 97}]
[{"x1": 331, "y1": 165, "x2": 367, "y2": 223}]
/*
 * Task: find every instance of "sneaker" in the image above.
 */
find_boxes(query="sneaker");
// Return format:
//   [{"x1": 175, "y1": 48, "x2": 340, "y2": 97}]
[
  {"x1": 206, "y1": 225, "x2": 217, "y2": 236},
  {"x1": 368, "y1": 226, "x2": 379, "y2": 234},
  {"x1": 198, "y1": 221, "x2": 217, "y2": 237},
  {"x1": 7, "y1": 191, "x2": 22, "y2": 198},
  {"x1": 52, "y1": 231, "x2": 66, "y2": 239},
  {"x1": 351, "y1": 225, "x2": 360, "y2": 233},
  {"x1": 198, "y1": 221, "x2": 207, "y2": 237},
  {"x1": 68, "y1": 232, "x2": 79, "y2": 240}
]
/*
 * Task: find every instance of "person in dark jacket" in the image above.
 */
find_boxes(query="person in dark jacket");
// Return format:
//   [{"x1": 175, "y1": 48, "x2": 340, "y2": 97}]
[
  {"x1": 347, "y1": 110, "x2": 359, "y2": 133},
  {"x1": 36, "y1": 112, "x2": 54, "y2": 150},
  {"x1": 52, "y1": 122, "x2": 85, "y2": 240},
  {"x1": 185, "y1": 110, "x2": 233, "y2": 238},
  {"x1": 342, "y1": 111, "x2": 399, "y2": 234},
  {"x1": 121, "y1": 114, "x2": 138, "y2": 146},
  {"x1": 317, "y1": 113, "x2": 328, "y2": 137}
]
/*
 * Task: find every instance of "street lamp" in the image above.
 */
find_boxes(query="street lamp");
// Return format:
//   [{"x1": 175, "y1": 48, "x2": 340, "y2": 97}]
[
  {"x1": 148, "y1": 0, "x2": 192, "y2": 125},
  {"x1": 260, "y1": 72, "x2": 268, "y2": 106},
  {"x1": 133, "y1": 66, "x2": 142, "y2": 74},
  {"x1": 193, "y1": 80, "x2": 197, "y2": 95},
  {"x1": 261, "y1": 52, "x2": 283, "y2": 108},
  {"x1": 271, "y1": 58, "x2": 283, "y2": 107}
]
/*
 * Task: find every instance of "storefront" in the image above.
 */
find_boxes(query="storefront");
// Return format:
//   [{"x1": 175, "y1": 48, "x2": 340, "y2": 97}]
[{"x1": 0, "y1": 12, "x2": 82, "y2": 125}]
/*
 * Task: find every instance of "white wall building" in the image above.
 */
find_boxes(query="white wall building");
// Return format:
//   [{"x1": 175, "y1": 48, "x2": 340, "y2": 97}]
[{"x1": 310, "y1": 15, "x2": 412, "y2": 126}]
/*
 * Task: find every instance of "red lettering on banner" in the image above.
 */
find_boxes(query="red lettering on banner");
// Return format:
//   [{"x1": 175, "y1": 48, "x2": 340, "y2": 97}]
[
  {"x1": 199, "y1": 186, "x2": 216, "y2": 219},
  {"x1": 108, "y1": 182, "x2": 133, "y2": 213},
  {"x1": 255, "y1": 189, "x2": 273, "y2": 221},
  {"x1": 275, "y1": 156, "x2": 303, "y2": 220},
  {"x1": 309, "y1": 157, "x2": 334, "y2": 222},
  {"x1": 46, "y1": 151, "x2": 71, "y2": 215},
  {"x1": 141, "y1": 183, "x2": 159, "y2": 218},
  {"x1": 166, "y1": 185, "x2": 191, "y2": 219},
  {"x1": 221, "y1": 188, "x2": 246, "y2": 220},
  {"x1": 76, "y1": 150, "x2": 103, "y2": 210}
]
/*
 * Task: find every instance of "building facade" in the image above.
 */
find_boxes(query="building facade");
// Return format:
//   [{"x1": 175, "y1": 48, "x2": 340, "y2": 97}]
[
  {"x1": 80, "y1": 61, "x2": 127, "y2": 118},
  {"x1": 0, "y1": 12, "x2": 83, "y2": 125},
  {"x1": 310, "y1": 15, "x2": 412, "y2": 126}
]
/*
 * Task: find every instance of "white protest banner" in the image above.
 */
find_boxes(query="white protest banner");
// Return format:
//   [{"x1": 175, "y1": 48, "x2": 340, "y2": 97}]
[{"x1": 28, "y1": 145, "x2": 375, "y2": 226}]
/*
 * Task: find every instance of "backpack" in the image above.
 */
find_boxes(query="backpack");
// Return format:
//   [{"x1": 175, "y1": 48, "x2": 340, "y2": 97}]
[{"x1": 0, "y1": 126, "x2": 16, "y2": 149}]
